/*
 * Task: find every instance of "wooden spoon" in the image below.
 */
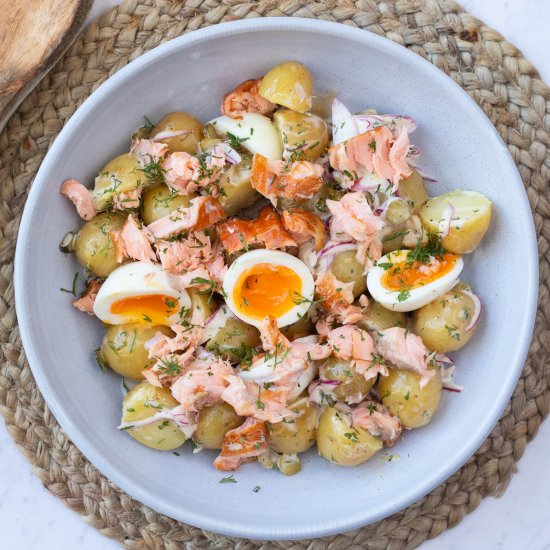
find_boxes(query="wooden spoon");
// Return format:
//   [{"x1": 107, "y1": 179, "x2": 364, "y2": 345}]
[{"x1": 0, "y1": 0, "x2": 93, "y2": 132}]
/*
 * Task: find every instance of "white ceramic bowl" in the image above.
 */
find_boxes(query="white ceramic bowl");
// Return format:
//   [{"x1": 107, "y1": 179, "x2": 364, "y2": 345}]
[{"x1": 15, "y1": 18, "x2": 538, "y2": 540}]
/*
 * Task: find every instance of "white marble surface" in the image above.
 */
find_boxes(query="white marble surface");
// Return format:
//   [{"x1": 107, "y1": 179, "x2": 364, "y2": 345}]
[{"x1": 1, "y1": 1, "x2": 549, "y2": 549}]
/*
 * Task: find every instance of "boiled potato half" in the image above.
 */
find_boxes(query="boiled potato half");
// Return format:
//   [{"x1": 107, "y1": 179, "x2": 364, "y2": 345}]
[
  {"x1": 194, "y1": 402, "x2": 244, "y2": 449},
  {"x1": 140, "y1": 184, "x2": 195, "y2": 225},
  {"x1": 317, "y1": 407, "x2": 383, "y2": 466},
  {"x1": 398, "y1": 168, "x2": 428, "y2": 214},
  {"x1": 121, "y1": 382, "x2": 186, "y2": 450},
  {"x1": 270, "y1": 398, "x2": 318, "y2": 454},
  {"x1": 74, "y1": 211, "x2": 126, "y2": 277},
  {"x1": 92, "y1": 154, "x2": 143, "y2": 211},
  {"x1": 379, "y1": 368, "x2": 442, "y2": 429},
  {"x1": 318, "y1": 356, "x2": 374, "y2": 403},
  {"x1": 419, "y1": 189, "x2": 492, "y2": 254},
  {"x1": 258, "y1": 61, "x2": 314, "y2": 113},
  {"x1": 280, "y1": 315, "x2": 315, "y2": 341},
  {"x1": 273, "y1": 109, "x2": 329, "y2": 161},
  {"x1": 357, "y1": 300, "x2": 407, "y2": 332},
  {"x1": 101, "y1": 323, "x2": 173, "y2": 379},
  {"x1": 412, "y1": 286, "x2": 478, "y2": 353},
  {"x1": 150, "y1": 112, "x2": 202, "y2": 154},
  {"x1": 386, "y1": 199, "x2": 412, "y2": 226},
  {"x1": 218, "y1": 155, "x2": 258, "y2": 216},
  {"x1": 329, "y1": 249, "x2": 367, "y2": 297},
  {"x1": 205, "y1": 315, "x2": 261, "y2": 363}
]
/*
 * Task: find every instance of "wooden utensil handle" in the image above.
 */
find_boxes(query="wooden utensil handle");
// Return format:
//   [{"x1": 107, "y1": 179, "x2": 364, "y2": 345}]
[{"x1": 0, "y1": 0, "x2": 93, "y2": 132}]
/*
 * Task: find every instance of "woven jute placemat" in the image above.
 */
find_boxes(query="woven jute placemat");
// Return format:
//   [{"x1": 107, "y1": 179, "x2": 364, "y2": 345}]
[{"x1": 1, "y1": 0, "x2": 549, "y2": 548}]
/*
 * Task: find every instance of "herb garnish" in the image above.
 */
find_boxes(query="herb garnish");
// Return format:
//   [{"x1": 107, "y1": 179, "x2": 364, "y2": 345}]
[
  {"x1": 94, "y1": 348, "x2": 107, "y2": 373},
  {"x1": 226, "y1": 132, "x2": 249, "y2": 151},
  {"x1": 60, "y1": 272, "x2": 79, "y2": 295},
  {"x1": 219, "y1": 475, "x2": 237, "y2": 484}
]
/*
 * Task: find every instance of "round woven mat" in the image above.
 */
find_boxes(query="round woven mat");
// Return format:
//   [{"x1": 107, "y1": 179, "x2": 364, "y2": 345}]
[{"x1": 1, "y1": 0, "x2": 549, "y2": 548}]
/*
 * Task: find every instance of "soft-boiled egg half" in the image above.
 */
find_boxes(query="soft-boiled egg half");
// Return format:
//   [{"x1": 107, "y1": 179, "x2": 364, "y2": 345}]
[
  {"x1": 94, "y1": 261, "x2": 191, "y2": 325},
  {"x1": 223, "y1": 249, "x2": 315, "y2": 328},
  {"x1": 367, "y1": 249, "x2": 463, "y2": 312},
  {"x1": 208, "y1": 113, "x2": 283, "y2": 161}
]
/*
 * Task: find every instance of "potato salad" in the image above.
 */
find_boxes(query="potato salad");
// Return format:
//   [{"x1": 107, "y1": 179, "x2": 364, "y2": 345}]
[{"x1": 60, "y1": 60, "x2": 491, "y2": 475}]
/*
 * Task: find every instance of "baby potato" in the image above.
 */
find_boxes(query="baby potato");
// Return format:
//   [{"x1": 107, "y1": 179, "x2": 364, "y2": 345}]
[
  {"x1": 412, "y1": 287, "x2": 478, "y2": 353},
  {"x1": 358, "y1": 300, "x2": 407, "y2": 332},
  {"x1": 74, "y1": 211, "x2": 126, "y2": 277},
  {"x1": 150, "y1": 112, "x2": 202, "y2": 154},
  {"x1": 419, "y1": 189, "x2": 492, "y2": 254},
  {"x1": 379, "y1": 368, "x2": 442, "y2": 429},
  {"x1": 273, "y1": 109, "x2": 329, "y2": 160},
  {"x1": 140, "y1": 184, "x2": 195, "y2": 225},
  {"x1": 329, "y1": 249, "x2": 367, "y2": 297},
  {"x1": 101, "y1": 323, "x2": 173, "y2": 379},
  {"x1": 280, "y1": 315, "x2": 315, "y2": 341},
  {"x1": 317, "y1": 407, "x2": 383, "y2": 466},
  {"x1": 121, "y1": 382, "x2": 186, "y2": 450},
  {"x1": 258, "y1": 61, "x2": 314, "y2": 113},
  {"x1": 92, "y1": 154, "x2": 143, "y2": 211},
  {"x1": 194, "y1": 403, "x2": 244, "y2": 449},
  {"x1": 205, "y1": 316, "x2": 261, "y2": 363},
  {"x1": 270, "y1": 397, "x2": 318, "y2": 454},
  {"x1": 217, "y1": 156, "x2": 257, "y2": 216},
  {"x1": 398, "y1": 168, "x2": 428, "y2": 214},
  {"x1": 318, "y1": 356, "x2": 374, "y2": 403},
  {"x1": 386, "y1": 200, "x2": 412, "y2": 226}
]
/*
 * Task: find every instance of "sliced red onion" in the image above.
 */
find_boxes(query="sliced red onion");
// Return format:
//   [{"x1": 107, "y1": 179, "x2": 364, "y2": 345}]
[
  {"x1": 205, "y1": 305, "x2": 223, "y2": 327},
  {"x1": 460, "y1": 289, "x2": 482, "y2": 331},
  {"x1": 201, "y1": 305, "x2": 234, "y2": 344},
  {"x1": 318, "y1": 242, "x2": 357, "y2": 272},
  {"x1": 332, "y1": 99, "x2": 359, "y2": 145},
  {"x1": 298, "y1": 240, "x2": 320, "y2": 272},
  {"x1": 438, "y1": 204, "x2": 455, "y2": 238},
  {"x1": 440, "y1": 364, "x2": 464, "y2": 393},
  {"x1": 151, "y1": 129, "x2": 192, "y2": 141},
  {"x1": 407, "y1": 144, "x2": 421, "y2": 159},
  {"x1": 354, "y1": 114, "x2": 417, "y2": 136},
  {"x1": 319, "y1": 240, "x2": 356, "y2": 256},
  {"x1": 221, "y1": 142, "x2": 242, "y2": 165},
  {"x1": 352, "y1": 170, "x2": 387, "y2": 192},
  {"x1": 415, "y1": 166, "x2": 438, "y2": 183}
]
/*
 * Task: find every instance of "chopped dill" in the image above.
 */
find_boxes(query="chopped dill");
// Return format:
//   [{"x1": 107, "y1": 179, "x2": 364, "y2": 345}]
[{"x1": 60, "y1": 272, "x2": 79, "y2": 295}]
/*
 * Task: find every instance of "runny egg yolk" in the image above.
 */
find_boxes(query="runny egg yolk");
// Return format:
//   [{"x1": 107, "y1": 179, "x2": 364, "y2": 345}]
[
  {"x1": 110, "y1": 295, "x2": 179, "y2": 324},
  {"x1": 233, "y1": 263, "x2": 302, "y2": 320},
  {"x1": 382, "y1": 253, "x2": 458, "y2": 291}
]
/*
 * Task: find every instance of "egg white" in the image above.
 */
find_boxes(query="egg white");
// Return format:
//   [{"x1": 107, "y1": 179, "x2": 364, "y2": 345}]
[
  {"x1": 93, "y1": 261, "x2": 191, "y2": 325},
  {"x1": 367, "y1": 249, "x2": 464, "y2": 312},
  {"x1": 223, "y1": 249, "x2": 315, "y2": 328},
  {"x1": 208, "y1": 113, "x2": 283, "y2": 160}
]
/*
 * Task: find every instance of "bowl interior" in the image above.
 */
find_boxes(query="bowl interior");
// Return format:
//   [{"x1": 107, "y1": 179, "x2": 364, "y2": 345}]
[{"x1": 15, "y1": 18, "x2": 538, "y2": 540}]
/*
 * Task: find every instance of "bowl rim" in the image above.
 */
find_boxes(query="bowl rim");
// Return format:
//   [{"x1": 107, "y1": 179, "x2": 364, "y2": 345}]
[{"x1": 14, "y1": 16, "x2": 539, "y2": 540}]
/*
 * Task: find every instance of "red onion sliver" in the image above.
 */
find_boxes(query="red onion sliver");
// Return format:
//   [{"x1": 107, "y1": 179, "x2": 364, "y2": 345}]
[
  {"x1": 318, "y1": 242, "x2": 358, "y2": 273},
  {"x1": 354, "y1": 113, "x2": 417, "y2": 135},
  {"x1": 205, "y1": 305, "x2": 223, "y2": 327},
  {"x1": 221, "y1": 143, "x2": 242, "y2": 165},
  {"x1": 460, "y1": 289, "x2": 482, "y2": 331},
  {"x1": 151, "y1": 129, "x2": 192, "y2": 141},
  {"x1": 440, "y1": 364, "x2": 464, "y2": 393}
]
